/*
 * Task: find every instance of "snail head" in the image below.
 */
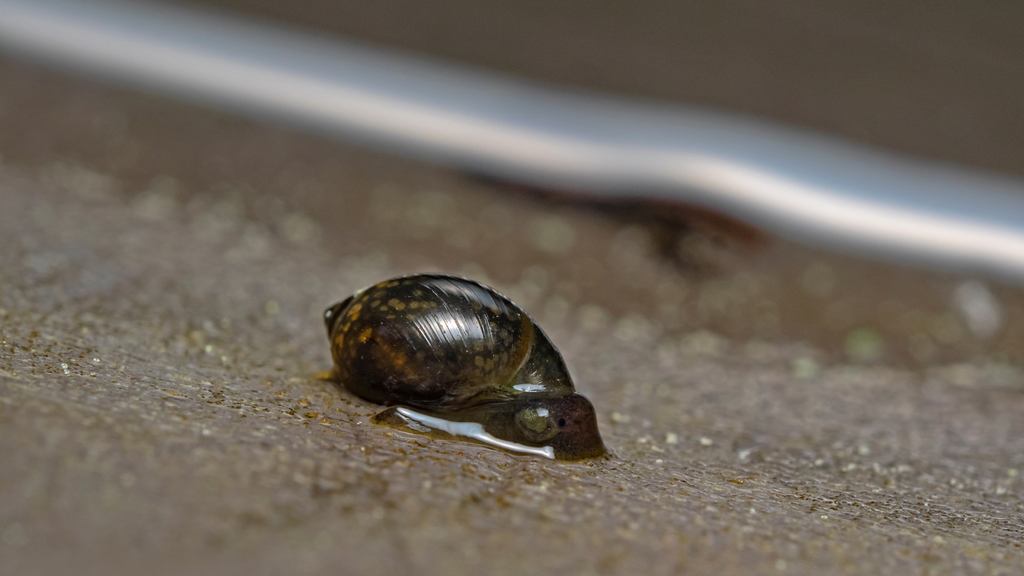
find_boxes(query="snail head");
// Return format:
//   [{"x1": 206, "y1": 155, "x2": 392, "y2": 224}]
[{"x1": 513, "y1": 393, "x2": 606, "y2": 460}]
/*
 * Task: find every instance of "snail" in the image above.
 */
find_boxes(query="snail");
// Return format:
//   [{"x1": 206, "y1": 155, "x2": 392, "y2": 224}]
[{"x1": 324, "y1": 274, "x2": 605, "y2": 460}]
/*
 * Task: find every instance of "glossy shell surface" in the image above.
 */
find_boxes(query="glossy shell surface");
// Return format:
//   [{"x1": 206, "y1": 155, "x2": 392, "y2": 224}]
[
  {"x1": 325, "y1": 274, "x2": 605, "y2": 460},
  {"x1": 326, "y1": 274, "x2": 573, "y2": 410}
]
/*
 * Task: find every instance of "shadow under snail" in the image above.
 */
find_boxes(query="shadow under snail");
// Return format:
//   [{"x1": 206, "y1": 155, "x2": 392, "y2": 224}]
[{"x1": 323, "y1": 274, "x2": 606, "y2": 460}]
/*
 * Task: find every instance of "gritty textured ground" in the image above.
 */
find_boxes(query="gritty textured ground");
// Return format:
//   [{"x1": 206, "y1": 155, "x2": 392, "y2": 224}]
[
  {"x1": 3, "y1": 2, "x2": 1024, "y2": 574},
  {"x1": 3, "y1": 153, "x2": 1024, "y2": 576}
]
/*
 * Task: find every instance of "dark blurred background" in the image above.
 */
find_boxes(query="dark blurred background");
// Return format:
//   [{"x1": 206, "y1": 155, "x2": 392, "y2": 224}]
[{"x1": 193, "y1": 0, "x2": 1024, "y2": 177}]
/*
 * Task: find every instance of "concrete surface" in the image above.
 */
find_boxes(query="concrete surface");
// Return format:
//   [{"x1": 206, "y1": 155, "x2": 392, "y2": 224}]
[
  {"x1": 4, "y1": 145, "x2": 1024, "y2": 576},
  {"x1": 3, "y1": 2, "x2": 1024, "y2": 574}
]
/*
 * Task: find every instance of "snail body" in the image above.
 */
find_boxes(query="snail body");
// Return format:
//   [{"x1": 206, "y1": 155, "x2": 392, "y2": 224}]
[
  {"x1": 324, "y1": 274, "x2": 605, "y2": 460},
  {"x1": 373, "y1": 394, "x2": 603, "y2": 461}
]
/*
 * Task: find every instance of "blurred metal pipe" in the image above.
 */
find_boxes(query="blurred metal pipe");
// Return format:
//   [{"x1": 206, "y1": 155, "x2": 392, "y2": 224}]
[{"x1": 3, "y1": 0, "x2": 1024, "y2": 283}]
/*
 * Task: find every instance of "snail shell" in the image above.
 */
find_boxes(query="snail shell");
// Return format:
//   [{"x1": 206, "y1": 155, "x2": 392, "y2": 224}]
[{"x1": 324, "y1": 274, "x2": 605, "y2": 460}]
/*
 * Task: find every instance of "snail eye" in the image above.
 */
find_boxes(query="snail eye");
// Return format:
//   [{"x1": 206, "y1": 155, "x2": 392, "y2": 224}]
[
  {"x1": 558, "y1": 418, "x2": 566, "y2": 427},
  {"x1": 515, "y1": 407, "x2": 558, "y2": 442}
]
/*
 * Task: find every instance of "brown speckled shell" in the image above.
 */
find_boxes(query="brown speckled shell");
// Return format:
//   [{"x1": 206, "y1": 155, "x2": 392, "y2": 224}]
[{"x1": 325, "y1": 274, "x2": 575, "y2": 411}]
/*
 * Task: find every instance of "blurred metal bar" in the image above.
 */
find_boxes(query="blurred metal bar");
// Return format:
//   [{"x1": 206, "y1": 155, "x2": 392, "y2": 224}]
[{"x1": 3, "y1": 0, "x2": 1024, "y2": 282}]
